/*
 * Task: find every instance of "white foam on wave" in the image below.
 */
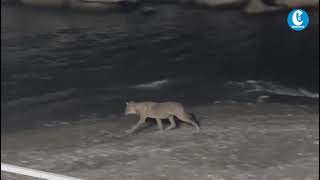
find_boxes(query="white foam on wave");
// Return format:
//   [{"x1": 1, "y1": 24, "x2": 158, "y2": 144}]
[
  {"x1": 225, "y1": 80, "x2": 319, "y2": 99},
  {"x1": 133, "y1": 79, "x2": 170, "y2": 89}
]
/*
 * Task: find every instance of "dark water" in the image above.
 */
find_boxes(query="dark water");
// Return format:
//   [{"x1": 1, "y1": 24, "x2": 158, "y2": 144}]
[{"x1": 1, "y1": 5, "x2": 319, "y2": 132}]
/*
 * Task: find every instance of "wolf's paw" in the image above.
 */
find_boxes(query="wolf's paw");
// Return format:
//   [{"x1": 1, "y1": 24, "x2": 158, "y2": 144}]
[
  {"x1": 165, "y1": 126, "x2": 175, "y2": 131},
  {"x1": 125, "y1": 129, "x2": 134, "y2": 134}
]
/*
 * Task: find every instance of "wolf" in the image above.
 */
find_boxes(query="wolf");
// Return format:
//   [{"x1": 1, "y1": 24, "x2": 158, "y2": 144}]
[{"x1": 124, "y1": 101, "x2": 200, "y2": 134}]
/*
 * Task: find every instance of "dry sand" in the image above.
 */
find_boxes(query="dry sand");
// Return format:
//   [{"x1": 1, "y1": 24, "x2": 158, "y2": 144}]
[{"x1": 1, "y1": 102, "x2": 319, "y2": 180}]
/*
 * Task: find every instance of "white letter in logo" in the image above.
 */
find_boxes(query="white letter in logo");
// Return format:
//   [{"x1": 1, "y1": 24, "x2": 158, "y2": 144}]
[{"x1": 292, "y1": 10, "x2": 303, "y2": 26}]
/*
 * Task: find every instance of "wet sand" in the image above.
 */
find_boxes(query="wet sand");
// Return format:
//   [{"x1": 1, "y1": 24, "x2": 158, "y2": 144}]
[{"x1": 1, "y1": 102, "x2": 319, "y2": 180}]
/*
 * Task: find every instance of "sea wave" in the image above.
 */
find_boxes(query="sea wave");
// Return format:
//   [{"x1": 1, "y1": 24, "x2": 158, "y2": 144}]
[
  {"x1": 132, "y1": 79, "x2": 170, "y2": 89},
  {"x1": 225, "y1": 80, "x2": 319, "y2": 99},
  {"x1": 5, "y1": 88, "x2": 75, "y2": 107}
]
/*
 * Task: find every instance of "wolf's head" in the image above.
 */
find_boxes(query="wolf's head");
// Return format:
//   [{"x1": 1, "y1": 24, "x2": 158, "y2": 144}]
[{"x1": 125, "y1": 101, "x2": 137, "y2": 115}]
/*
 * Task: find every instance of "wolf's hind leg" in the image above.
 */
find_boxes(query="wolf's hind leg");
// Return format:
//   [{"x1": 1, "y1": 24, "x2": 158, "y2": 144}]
[
  {"x1": 156, "y1": 118, "x2": 164, "y2": 132},
  {"x1": 165, "y1": 116, "x2": 176, "y2": 131},
  {"x1": 177, "y1": 113, "x2": 200, "y2": 132}
]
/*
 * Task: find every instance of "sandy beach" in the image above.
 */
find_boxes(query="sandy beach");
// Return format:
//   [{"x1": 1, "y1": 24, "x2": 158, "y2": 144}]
[{"x1": 1, "y1": 102, "x2": 319, "y2": 180}]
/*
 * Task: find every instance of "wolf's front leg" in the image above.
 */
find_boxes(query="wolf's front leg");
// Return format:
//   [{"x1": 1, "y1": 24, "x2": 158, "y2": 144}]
[
  {"x1": 125, "y1": 118, "x2": 145, "y2": 134},
  {"x1": 156, "y1": 118, "x2": 164, "y2": 132}
]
